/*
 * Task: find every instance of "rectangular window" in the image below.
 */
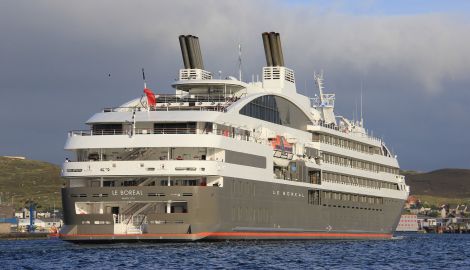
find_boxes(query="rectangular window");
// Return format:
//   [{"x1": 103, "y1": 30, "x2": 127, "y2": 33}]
[
  {"x1": 309, "y1": 170, "x2": 321, "y2": 184},
  {"x1": 308, "y1": 190, "x2": 321, "y2": 205}
]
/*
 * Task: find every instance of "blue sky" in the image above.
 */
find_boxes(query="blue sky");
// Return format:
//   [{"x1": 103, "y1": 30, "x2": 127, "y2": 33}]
[
  {"x1": 288, "y1": 0, "x2": 470, "y2": 15},
  {"x1": 1, "y1": 1, "x2": 469, "y2": 172}
]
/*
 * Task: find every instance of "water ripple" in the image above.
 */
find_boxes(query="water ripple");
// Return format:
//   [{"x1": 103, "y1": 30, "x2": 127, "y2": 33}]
[{"x1": 1, "y1": 234, "x2": 469, "y2": 269}]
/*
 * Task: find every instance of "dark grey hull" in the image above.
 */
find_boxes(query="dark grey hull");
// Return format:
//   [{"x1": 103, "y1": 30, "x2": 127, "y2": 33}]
[{"x1": 60, "y1": 178, "x2": 404, "y2": 242}]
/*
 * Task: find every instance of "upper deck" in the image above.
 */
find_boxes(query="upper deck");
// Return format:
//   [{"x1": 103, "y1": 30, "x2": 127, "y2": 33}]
[
  {"x1": 172, "y1": 69, "x2": 248, "y2": 92},
  {"x1": 103, "y1": 93, "x2": 245, "y2": 113}
]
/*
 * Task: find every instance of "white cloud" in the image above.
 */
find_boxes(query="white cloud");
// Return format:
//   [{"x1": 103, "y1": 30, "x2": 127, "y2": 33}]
[
  {"x1": 2, "y1": 1, "x2": 469, "y2": 94},
  {"x1": 13, "y1": 1, "x2": 466, "y2": 94}
]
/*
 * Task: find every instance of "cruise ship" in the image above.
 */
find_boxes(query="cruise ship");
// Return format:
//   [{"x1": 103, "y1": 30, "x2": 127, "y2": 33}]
[{"x1": 59, "y1": 32, "x2": 409, "y2": 242}]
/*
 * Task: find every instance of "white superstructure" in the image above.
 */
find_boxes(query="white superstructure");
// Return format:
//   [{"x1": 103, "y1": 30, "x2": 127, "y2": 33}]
[{"x1": 64, "y1": 65, "x2": 408, "y2": 200}]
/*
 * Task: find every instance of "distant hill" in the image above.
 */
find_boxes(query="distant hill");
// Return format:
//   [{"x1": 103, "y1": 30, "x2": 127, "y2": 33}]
[
  {"x1": 404, "y1": 169, "x2": 470, "y2": 198},
  {"x1": 0, "y1": 157, "x2": 62, "y2": 210},
  {"x1": 1, "y1": 156, "x2": 469, "y2": 210}
]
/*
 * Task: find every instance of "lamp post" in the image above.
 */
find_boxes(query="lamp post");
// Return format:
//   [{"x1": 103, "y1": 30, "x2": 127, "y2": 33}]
[
  {"x1": 28, "y1": 200, "x2": 36, "y2": 233},
  {"x1": 51, "y1": 192, "x2": 59, "y2": 222}
]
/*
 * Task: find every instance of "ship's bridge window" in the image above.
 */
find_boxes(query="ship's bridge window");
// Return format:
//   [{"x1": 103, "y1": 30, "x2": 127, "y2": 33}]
[
  {"x1": 239, "y1": 95, "x2": 311, "y2": 130},
  {"x1": 92, "y1": 124, "x2": 123, "y2": 135},
  {"x1": 154, "y1": 122, "x2": 196, "y2": 134}
]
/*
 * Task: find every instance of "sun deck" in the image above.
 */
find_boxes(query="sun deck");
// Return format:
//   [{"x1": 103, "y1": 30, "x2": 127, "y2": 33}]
[{"x1": 104, "y1": 94, "x2": 245, "y2": 113}]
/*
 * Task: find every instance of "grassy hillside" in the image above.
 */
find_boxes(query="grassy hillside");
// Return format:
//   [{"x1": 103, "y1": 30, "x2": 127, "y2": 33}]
[
  {"x1": 404, "y1": 169, "x2": 470, "y2": 198},
  {"x1": 0, "y1": 157, "x2": 62, "y2": 210},
  {"x1": 410, "y1": 195, "x2": 470, "y2": 207},
  {"x1": 1, "y1": 156, "x2": 469, "y2": 211}
]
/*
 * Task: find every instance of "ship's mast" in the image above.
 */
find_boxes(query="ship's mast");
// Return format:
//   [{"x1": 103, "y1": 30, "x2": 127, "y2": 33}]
[
  {"x1": 314, "y1": 71, "x2": 325, "y2": 104},
  {"x1": 360, "y1": 80, "x2": 364, "y2": 127},
  {"x1": 142, "y1": 68, "x2": 147, "y2": 89},
  {"x1": 313, "y1": 71, "x2": 336, "y2": 124},
  {"x1": 238, "y1": 43, "x2": 242, "y2": 81}
]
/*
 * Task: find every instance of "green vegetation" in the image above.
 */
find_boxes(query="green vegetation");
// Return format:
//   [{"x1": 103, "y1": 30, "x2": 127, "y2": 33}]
[
  {"x1": 403, "y1": 169, "x2": 470, "y2": 209},
  {"x1": 0, "y1": 157, "x2": 62, "y2": 210},
  {"x1": 400, "y1": 169, "x2": 420, "y2": 175},
  {"x1": 403, "y1": 169, "x2": 470, "y2": 198},
  {"x1": 413, "y1": 195, "x2": 470, "y2": 207}
]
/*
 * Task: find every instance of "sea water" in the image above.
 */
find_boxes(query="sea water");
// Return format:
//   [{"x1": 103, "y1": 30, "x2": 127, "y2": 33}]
[{"x1": 1, "y1": 233, "x2": 469, "y2": 269}]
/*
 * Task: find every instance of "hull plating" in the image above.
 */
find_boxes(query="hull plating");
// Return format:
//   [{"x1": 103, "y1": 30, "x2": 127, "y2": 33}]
[{"x1": 60, "y1": 177, "x2": 404, "y2": 242}]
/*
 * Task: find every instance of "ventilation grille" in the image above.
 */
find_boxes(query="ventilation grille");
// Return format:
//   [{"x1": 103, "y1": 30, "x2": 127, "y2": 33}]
[
  {"x1": 179, "y1": 69, "x2": 212, "y2": 80},
  {"x1": 263, "y1": 67, "x2": 295, "y2": 83}
]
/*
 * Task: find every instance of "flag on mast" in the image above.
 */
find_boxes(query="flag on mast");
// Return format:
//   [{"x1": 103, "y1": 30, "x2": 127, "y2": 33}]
[
  {"x1": 142, "y1": 68, "x2": 156, "y2": 108},
  {"x1": 142, "y1": 68, "x2": 147, "y2": 89},
  {"x1": 144, "y1": 88, "x2": 156, "y2": 107}
]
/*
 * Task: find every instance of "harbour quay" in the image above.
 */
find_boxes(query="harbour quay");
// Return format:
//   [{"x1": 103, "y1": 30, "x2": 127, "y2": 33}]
[{"x1": 419, "y1": 217, "x2": 470, "y2": 234}]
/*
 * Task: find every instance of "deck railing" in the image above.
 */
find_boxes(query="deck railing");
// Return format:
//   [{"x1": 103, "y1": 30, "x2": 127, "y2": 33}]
[
  {"x1": 68, "y1": 128, "x2": 253, "y2": 142},
  {"x1": 103, "y1": 94, "x2": 245, "y2": 113},
  {"x1": 114, "y1": 214, "x2": 147, "y2": 225},
  {"x1": 314, "y1": 121, "x2": 382, "y2": 143}
]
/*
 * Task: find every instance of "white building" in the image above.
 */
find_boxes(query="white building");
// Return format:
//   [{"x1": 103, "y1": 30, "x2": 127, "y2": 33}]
[
  {"x1": 18, "y1": 218, "x2": 63, "y2": 232},
  {"x1": 395, "y1": 214, "x2": 419, "y2": 231}
]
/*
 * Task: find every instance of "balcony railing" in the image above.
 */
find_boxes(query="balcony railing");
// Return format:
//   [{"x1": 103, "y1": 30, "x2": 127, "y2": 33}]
[
  {"x1": 68, "y1": 128, "x2": 252, "y2": 142},
  {"x1": 312, "y1": 121, "x2": 382, "y2": 143},
  {"x1": 152, "y1": 128, "x2": 197, "y2": 135}
]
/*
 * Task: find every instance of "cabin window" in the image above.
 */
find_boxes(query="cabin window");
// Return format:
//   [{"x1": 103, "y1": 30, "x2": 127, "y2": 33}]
[
  {"x1": 309, "y1": 170, "x2": 321, "y2": 184},
  {"x1": 308, "y1": 190, "x2": 321, "y2": 205},
  {"x1": 103, "y1": 180, "x2": 115, "y2": 187}
]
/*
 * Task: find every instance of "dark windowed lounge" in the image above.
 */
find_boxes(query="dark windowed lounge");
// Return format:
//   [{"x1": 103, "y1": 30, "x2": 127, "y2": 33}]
[
  {"x1": 239, "y1": 95, "x2": 311, "y2": 130},
  {"x1": 92, "y1": 124, "x2": 123, "y2": 135}
]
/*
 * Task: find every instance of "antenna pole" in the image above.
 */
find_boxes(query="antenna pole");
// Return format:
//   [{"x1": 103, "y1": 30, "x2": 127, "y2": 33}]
[
  {"x1": 238, "y1": 43, "x2": 242, "y2": 81},
  {"x1": 142, "y1": 68, "x2": 147, "y2": 89},
  {"x1": 132, "y1": 111, "x2": 136, "y2": 136},
  {"x1": 355, "y1": 98, "x2": 358, "y2": 125},
  {"x1": 360, "y1": 80, "x2": 364, "y2": 127}
]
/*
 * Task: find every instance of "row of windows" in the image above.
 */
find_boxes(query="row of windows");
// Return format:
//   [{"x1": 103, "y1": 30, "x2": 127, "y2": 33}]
[
  {"x1": 81, "y1": 220, "x2": 112, "y2": 225},
  {"x1": 148, "y1": 220, "x2": 185, "y2": 224},
  {"x1": 323, "y1": 191, "x2": 384, "y2": 205},
  {"x1": 159, "y1": 180, "x2": 199, "y2": 186},
  {"x1": 322, "y1": 172, "x2": 399, "y2": 190},
  {"x1": 82, "y1": 219, "x2": 187, "y2": 225},
  {"x1": 312, "y1": 133, "x2": 381, "y2": 155},
  {"x1": 71, "y1": 192, "x2": 193, "y2": 198},
  {"x1": 78, "y1": 146, "x2": 210, "y2": 162},
  {"x1": 308, "y1": 190, "x2": 384, "y2": 206},
  {"x1": 231, "y1": 180, "x2": 256, "y2": 197},
  {"x1": 321, "y1": 152, "x2": 400, "y2": 174},
  {"x1": 98, "y1": 178, "x2": 204, "y2": 188},
  {"x1": 322, "y1": 204, "x2": 382, "y2": 212}
]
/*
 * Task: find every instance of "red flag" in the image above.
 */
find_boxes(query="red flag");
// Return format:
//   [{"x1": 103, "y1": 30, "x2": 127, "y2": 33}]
[{"x1": 144, "y1": 88, "x2": 156, "y2": 107}]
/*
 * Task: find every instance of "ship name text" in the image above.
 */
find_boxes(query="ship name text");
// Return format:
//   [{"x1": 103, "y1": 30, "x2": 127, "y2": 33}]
[
  {"x1": 111, "y1": 189, "x2": 143, "y2": 196},
  {"x1": 273, "y1": 190, "x2": 305, "y2": 198}
]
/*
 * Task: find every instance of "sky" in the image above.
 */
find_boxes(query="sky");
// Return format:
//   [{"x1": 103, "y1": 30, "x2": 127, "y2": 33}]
[{"x1": 1, "y1": 0, "x2": 469, "y2": 172}]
